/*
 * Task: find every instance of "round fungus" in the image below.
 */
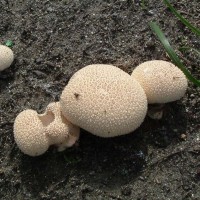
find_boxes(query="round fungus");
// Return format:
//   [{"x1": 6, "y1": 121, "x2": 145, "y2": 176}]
[
  {"x1": 60, "y1": 64, "x2": 147, "y2": 137},
  {"x1": 14, "y1": 109, "x2": 49, "y2": 156},
  {"x1": 0, "y1": 45, "x2": 14, "y2": 71},
  {"x1": 131, "y1": 60, "x2": 188, "y2": 104},
  {"x1": 14, "y1": 102, "x2": 80, "y2": 156}
]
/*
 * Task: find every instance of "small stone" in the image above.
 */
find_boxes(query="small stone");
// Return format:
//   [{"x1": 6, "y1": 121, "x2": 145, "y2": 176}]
[
  {"x1": 35, "y1": 58, "x2": 43, "y2": 64},
  {"x1": 139, "y1": 176, "x2": 145, "y2": 181},
  {"x1": 121, "y1": 186, "x2": 132, "y2": 196},
  {"x1": 47, "y1": 7, "x2": 54, "y2": 12},
  {"x1": 180, "y1": 133, "x2": 187, "y2": 140}
]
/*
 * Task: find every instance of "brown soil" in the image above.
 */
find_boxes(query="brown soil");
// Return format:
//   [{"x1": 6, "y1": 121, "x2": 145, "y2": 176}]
[{"x1": 0, "y1": 0, "x2": 200, "y2": 199}]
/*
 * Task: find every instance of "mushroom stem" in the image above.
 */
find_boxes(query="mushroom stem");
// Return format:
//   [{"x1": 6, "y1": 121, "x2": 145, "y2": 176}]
[{"x1": 147, "y1": 104, "x2": 165, "y2": 120}]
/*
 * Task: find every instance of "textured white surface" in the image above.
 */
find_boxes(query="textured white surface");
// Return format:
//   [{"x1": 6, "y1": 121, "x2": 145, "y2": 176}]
[
  {"x1": 60, "y1": 64, "x2": 147, "y2": 137},
  {"x1": 0, "y1": 45, "x2": 14, "y2": 71},
  {"x1": 14, "y1": 110, "x2": 49, "y2": 156},
  {"x1": 41, "y1": 102, "x2": 80, "y2": 150},
  {"x1": 131, "y1": 60, "x2": 188, "y2": 104},
  {"x1": 14, "y1": 102, "x2": 80, "y2": 156}
]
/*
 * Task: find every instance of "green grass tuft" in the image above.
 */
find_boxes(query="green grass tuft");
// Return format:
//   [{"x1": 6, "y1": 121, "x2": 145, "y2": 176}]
[{"x1": 163, "y1": 0, "x2": 200, "y2": 36}]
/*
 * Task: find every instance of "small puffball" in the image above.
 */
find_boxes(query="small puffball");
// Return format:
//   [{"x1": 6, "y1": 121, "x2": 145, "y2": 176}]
[
  {"x1": 131, "y1": 60, "x2": 188, "y2": 104},
  {"x1": 14, "y1": 110, "x2": 49, "y2": 156},
  {"x1": 0, "y1": 45, "x2": 14, "y2": 71}
]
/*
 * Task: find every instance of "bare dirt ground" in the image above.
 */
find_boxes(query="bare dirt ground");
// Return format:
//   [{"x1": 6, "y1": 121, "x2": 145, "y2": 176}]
[{"x1": 0, "y1": 0, "x2": 200, "y2": 199}]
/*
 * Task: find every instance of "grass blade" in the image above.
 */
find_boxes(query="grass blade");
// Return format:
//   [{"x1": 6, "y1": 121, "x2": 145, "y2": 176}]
[
  {"x1": 163, "y1": 0, "x2": 200, "y2": 36},
  {"x1": 149, "y1": 21, "x2": 200, "y2": 87}
]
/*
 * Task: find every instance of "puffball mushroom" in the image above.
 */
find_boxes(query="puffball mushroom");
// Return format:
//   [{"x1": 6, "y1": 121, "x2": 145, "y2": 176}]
[
  {"x1": 0, "y1": 45, "x2": 14, "y2": 71},
  {"x1": 14, "y1": 102, "x2": 80, "y2": 156},
  {"x1": 60, "y1": 64, "x2": 147, "y2": 137},
  {"x1": 131, "y1": 60, "x2": 188, "y2": 104},
  {"x1": 131, "y1": 60, "x2": 188, "y2": 120},
  {"x1": 14, "y1": 109, "x2": 49, "y2": 156}
]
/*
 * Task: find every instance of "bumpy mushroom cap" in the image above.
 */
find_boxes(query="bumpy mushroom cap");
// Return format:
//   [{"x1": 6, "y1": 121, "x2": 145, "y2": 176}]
[
  {"x1": 60, "y1": 64, "x2": 147, "y2": 137},
  {"x1": 131, "y1": 60, "x2": 188, "y2": 104},
  {"x1": 40, "y1": 102, "x2": 80, "y2": 151},
  {"x1": 0, "y1": 45, "x2": 14, "y2": 71},
  {"x1": 14, "y1": 110, "x2": 49, "y2": 156},
  {"x1": 14, "y1": 102, "x2": 80, "y2": 156}
]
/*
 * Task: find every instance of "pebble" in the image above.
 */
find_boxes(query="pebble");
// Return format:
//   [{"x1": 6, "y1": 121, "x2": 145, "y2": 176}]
[{"x1": 121, "y1": 186, "x2": 132, "y2": 196}]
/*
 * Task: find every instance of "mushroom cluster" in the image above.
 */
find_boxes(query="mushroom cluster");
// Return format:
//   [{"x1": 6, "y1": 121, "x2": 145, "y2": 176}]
[
  {"x1": 14, "y1": 102, "x2": 80, "y2": 156},
  {"x1": 13, "y1": 61, "x2": 188, "y2": 156}
]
